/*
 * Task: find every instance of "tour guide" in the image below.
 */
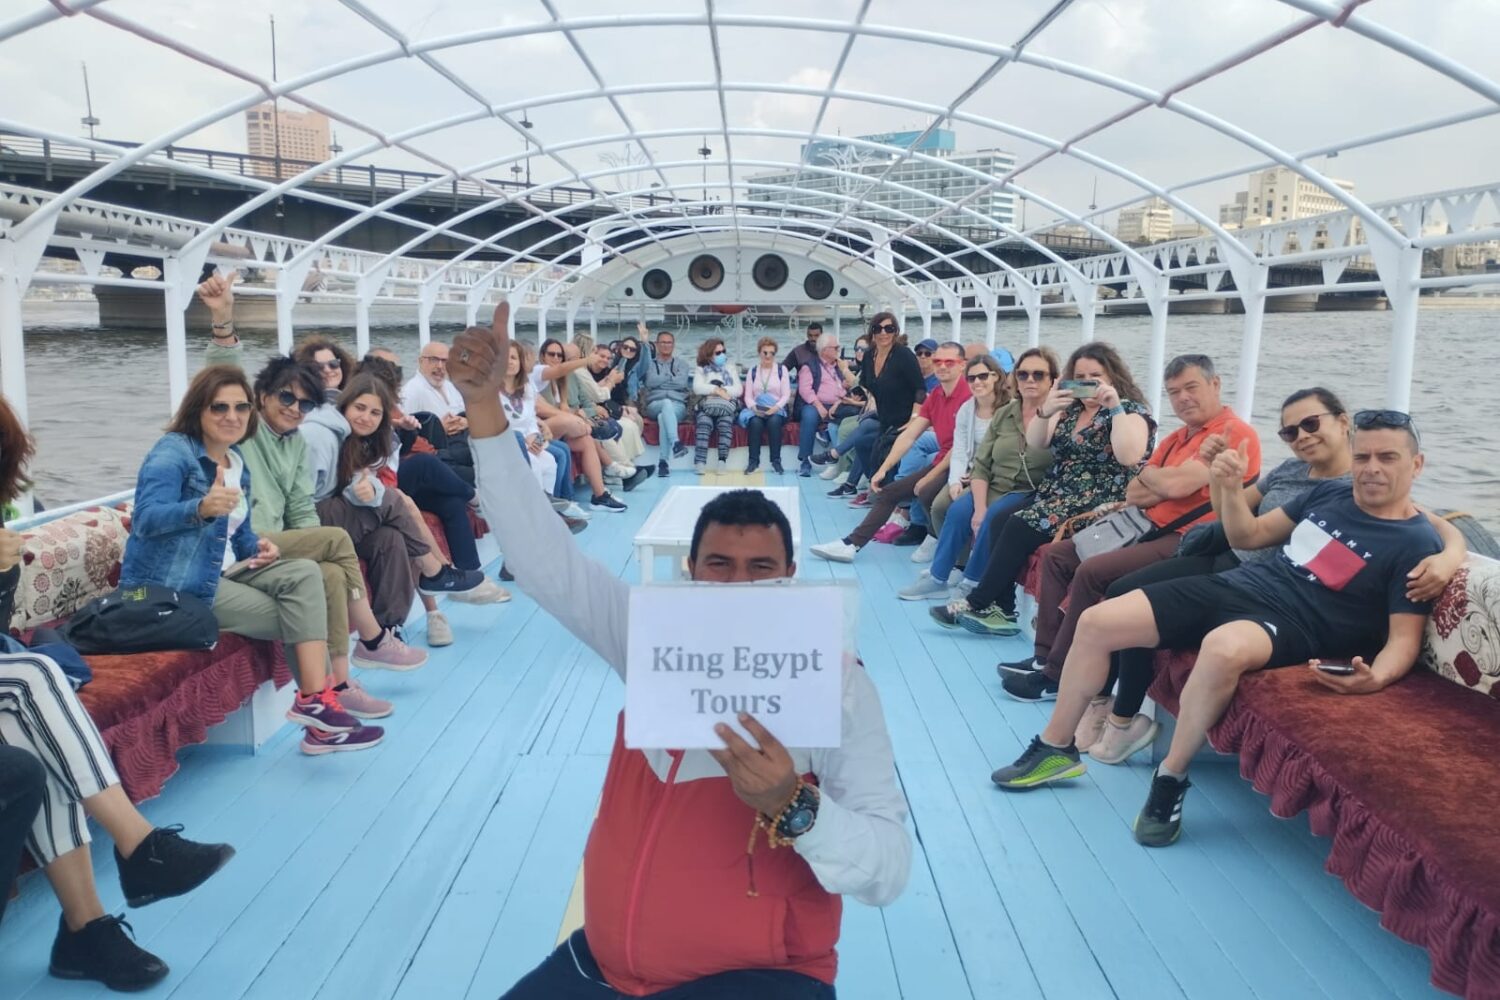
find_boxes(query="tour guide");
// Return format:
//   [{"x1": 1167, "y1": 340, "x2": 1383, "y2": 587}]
[{"x1": 449, "y1": 304, "x2": 911, "y2": 999}]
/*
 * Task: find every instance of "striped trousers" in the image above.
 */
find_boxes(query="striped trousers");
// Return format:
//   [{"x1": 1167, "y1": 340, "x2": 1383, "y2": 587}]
[{"x1": 0, "y1": 652, "x2": 117, "y2": 866}]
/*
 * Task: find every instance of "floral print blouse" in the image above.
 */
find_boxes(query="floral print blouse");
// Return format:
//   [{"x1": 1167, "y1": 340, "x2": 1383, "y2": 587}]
[{"x1": 1016, "y1": 399, "x2": 1155, "y2": 534}]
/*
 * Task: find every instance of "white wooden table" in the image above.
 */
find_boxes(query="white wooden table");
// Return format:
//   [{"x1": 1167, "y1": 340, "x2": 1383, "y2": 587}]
[{"x1": 633, "y1": 486, "x2": 802, "y2": 582}]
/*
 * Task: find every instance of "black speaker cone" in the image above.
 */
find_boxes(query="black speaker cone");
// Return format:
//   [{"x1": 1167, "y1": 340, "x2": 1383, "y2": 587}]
[
  {"x1": 642, "y1": 269, "x2": 672, "y2": 300},
  {"x1": 803, "y1": 269, "x2": 834, "y2": 300},
  {"x1": 688, "y1": 254, "x2": 724, "y2": 292},
  {"x1": 752, "y1": 254, "x2": 788, "y2": 291}
]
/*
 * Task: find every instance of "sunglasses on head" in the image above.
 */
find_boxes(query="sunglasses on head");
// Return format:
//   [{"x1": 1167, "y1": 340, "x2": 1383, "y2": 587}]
[
  {"x1": 965, "y1": 371, "x2": 995, "y2": 383},
  {"x1": 209, "y1": 401, "x2": 253, "y2": 415},
  {"x1": 1277, "y1": 411, "x2": 1334, "y2": 442},
  {"x1": 1353, "y1": 408, "x2": 1419, "y2": 443},
  {"x1": 873, "y1": 322, "x2": 898, "y2": 334},
  {"x1": 1015, "y1": 369, "x2": 1049, "y2": 382},
  {"x1": 275, "y1": 390, "x2": 318, "y2": 415}
]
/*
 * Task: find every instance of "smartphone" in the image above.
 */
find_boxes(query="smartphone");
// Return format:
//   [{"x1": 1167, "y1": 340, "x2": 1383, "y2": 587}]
[
  {"x1": 611, "y1": 355, "x2": 628, "y2": 371},
  {"x1": 1315, "y1": 662, "x2": 1356, "y2": 675},
  {"x1": 1059, "y1": 378, "x2": 1099, "y2": 398}
]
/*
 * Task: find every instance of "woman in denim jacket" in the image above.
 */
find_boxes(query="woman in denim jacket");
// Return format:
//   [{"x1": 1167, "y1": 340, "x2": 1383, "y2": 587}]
[{"x1": 120, "y1": 365, "x2": 375, "y2": 746}]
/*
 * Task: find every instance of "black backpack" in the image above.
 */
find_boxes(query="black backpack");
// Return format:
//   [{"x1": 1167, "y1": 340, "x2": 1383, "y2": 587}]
[{"x1": 62, "y1": 584, "x2": 219, "y2": 655}]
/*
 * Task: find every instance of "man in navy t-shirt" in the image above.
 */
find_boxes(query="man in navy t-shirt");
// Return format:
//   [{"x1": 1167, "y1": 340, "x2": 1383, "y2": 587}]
[{"x1": 992, "y1": 412, "x2": 1449, "y2": 847}]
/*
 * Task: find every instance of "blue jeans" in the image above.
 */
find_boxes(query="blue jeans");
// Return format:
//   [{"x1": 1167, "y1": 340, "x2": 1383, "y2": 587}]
[
  {"x1": 796, "y1": 403, "x2": 825, "y2": 461},
  {"x1": 962, "y1": 491, "x2": 1036, "y2": 583},
  {"x1": 931, "y1": 490, "x2": 1033, "y2": 581},
  {"x1": 645, "y1": 398, "x2": 687, "y2": 460},
  {"x1": 839, "y1": 418, "x2": 882, "y2": 486},
  {"x1": 546, "y1": 441, "x2": 574, "y2": 500},
  {"x1": 746, "y1": 412, "x2": 786, "y2": 465}
]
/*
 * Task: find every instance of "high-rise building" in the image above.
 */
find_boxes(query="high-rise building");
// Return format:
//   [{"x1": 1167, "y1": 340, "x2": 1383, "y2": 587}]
[
  {"x1": 245, "y1": 103, "x2": 331, "y2": 178},
  {"x1": 1116, "y1": 196, "x2": 1173, "y2": 243},
  {"x1": 746, "y1": 129, "x2": 1016, "y2": 231},
  {"x1": 1216, "y1": 167, "x2": 1357, "y2": 248}
]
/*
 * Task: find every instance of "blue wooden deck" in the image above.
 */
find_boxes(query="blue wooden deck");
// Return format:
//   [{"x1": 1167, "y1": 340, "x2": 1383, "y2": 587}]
[{"x1": 0, "y1": 465, "x2": 1446, "y2": 999}]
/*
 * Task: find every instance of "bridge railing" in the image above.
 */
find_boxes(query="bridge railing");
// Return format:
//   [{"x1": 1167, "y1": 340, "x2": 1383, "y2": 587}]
[{"x1": 0, "y1": 132, "x2": 677, "y2": 213}]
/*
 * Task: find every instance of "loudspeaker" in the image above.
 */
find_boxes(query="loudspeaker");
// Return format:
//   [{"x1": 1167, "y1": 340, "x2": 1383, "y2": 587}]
[
  {"x1": 642, "y1": 268, "x2": 672, "y2": 300},
  {"x1": 688, "y1": 254, "x2": 725, "y2": 292},
  {"x1": 803, "y1": 269, "x2": 834, "y2": 300},
  {"x1": 751, "y1": 253, "x2": 788, "y2": 291}
]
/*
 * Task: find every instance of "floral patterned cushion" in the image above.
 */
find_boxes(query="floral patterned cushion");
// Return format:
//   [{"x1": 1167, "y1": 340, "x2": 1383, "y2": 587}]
[
  {"x1": 9, "y1": 504, "x2": 132, "y2": 633},
  {"x1": 1420, "y1": 555, "x2": 1500, "y2": 698}
]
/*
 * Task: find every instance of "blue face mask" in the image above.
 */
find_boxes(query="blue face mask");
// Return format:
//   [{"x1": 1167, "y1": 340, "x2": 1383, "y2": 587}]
[{"x1": 713, "y1": 352, "x2": 727, "y2": 367}]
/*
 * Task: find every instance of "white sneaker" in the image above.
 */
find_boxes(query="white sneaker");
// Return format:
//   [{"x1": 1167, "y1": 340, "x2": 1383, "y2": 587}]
[
  {"x1": 819, "y1": 465, "x2": 841, "y2": 481},
  {"x1": 560, "y1": 502, "x2": 592, "y2": 520},
  {"x1": 811, "y1": 539, "x2": 858, "y2": 563},
  {"x1": 694, "y1": 462, "x2": 707, "y2": 476},
  {"x1": 898, "y1": 571, "x2": 950, "y2": 601},
  {"x1": 910, "y1": 535, "x2": 938, "y2": 563},
  {"x1": 425, "y1": 610, "x2": 453, "y2": 647},
  {"x1": 1088, "y1": 714, "x2": 1159, "y2": 764},
  {"x1": 605, "y1": 462, "x2": 635, "y2": 479},
  {"x1": 953, "y1": 577, "x2": 977, "y2": 597},
  {"x1": 447, "y1": 578, "x2": 513, "y2": 604}
]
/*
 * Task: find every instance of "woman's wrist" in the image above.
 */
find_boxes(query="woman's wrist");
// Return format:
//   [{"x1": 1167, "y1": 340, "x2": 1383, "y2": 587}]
[{"x1": 1106, "y1": 404, "x2": 1124, "y2": 417}]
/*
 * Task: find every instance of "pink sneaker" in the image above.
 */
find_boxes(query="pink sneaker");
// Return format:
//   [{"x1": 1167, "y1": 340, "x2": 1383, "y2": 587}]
[
  {"x1": 872, "y1": 522, "x2": 904, "y2": 544},
  {"x1": 351, "y1": 630, "x2": 428, "y2": 671},
  {"x1": 337, "y1": 679, "x2": 392, "y2": 720},
  {"x1": 848, "y1": 492, "x2": 872, "y2": 508},
  {"x1": 301, "y1": 725, "x2": 384, "y2": 755},
  {"x1": 1088, "y1": 714, "x2": 1159, "y2": 765},
  {"x1": 1074, "y1": 696, "x2": 1113, "y2": 752}
]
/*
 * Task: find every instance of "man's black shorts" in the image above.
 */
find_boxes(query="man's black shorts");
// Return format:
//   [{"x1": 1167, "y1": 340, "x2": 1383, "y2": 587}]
[{"x1": 1139, "y1": 574, "x2": 1316, "y2": 668}]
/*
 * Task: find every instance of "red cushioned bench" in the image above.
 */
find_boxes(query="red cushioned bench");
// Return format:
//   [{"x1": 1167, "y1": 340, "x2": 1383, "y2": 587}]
[{"x1": 641, "y1": 419, "x2": 803, "y2": 450}]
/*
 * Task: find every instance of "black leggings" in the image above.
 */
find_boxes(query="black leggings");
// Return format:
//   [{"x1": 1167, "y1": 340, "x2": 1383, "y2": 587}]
[
  {"x1": 397, "y1": 453, "x2": 480, "y2": 570},
  {"x1": 1106, "y1": 552, "x2": 1241, "y2": 717},
  {"x1": 966, "y1": 517, "x2": 1050, "y2": 615}
]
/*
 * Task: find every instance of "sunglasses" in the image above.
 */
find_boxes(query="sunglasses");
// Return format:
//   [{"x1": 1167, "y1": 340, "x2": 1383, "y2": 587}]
[
  {"x1": 543, "y1": 350, "x2": 563, "y2": 359},
  {"x1": 276, "y1": 390, "x2": 318, "y2": 415},
  {"x1": 208, "y1": 401, "x2": 253, "y2": 415},
  {"x1": 1015, "y1": 369, "x2": 1049, "y2": 382},
  {"x1": 965, "y1": 371, "x2": 995, "y2": 383},
  {"x1": 931, "y1": 358, "x2": 961, "y2": 368},
  {"x1": 873, "y1": 322, "x2": 898, "y2": 334},
  {"x1": 1353, "y1": 408, "x2": 1419, "y2": 443},
  {"x1": 914, "y1": 350, "x2": 933, "y2": 358},
  {"x1": 1277, "y1": 411, "x2": 1334, "y2": 443},
  {"x1": 318, "y1": 359, "x2": 343, "y2": 371},
  {"x1": 621, "y1": 345, "x2": 638, "y2": 354}
]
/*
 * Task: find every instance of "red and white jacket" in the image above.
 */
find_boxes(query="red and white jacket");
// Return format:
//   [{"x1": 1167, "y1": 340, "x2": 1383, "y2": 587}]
[{"x1": 473, "y1": 434, "x2": 911, "y2": 996}]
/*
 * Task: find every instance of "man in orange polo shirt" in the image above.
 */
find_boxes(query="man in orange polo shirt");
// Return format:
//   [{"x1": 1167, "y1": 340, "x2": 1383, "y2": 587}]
[{"x1": 1000, "y1": 354, "x2": 1260, "y2": 701}]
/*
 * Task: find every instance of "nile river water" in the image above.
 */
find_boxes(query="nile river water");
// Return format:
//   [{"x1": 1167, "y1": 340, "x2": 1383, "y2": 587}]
[{"x1": 13, "y1": 301, "x2": 1500, "y2": 526}]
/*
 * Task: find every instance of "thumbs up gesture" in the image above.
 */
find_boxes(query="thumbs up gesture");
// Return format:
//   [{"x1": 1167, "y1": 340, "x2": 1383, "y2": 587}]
[
  {"x1": 1210, "y1": 439, "x2": 1249, "y2": 487},
  {"x1": 199, "y1": 465, "x2": 241, "y2": 519},
  {"x1": 352, "y1": 470, "x2": 377, "y2": 503}
]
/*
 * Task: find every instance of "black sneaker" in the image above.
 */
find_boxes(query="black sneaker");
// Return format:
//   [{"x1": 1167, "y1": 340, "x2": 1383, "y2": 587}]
[
  {"x1": 621, "y1": 467, "x2": 651, "y2": 492},
  {"x1": 658, "y1": 460, "x2": 671, "y2": 478},
  {"x1": 418, "y1": 565, "x2": 485, "y2": 595},
  {"x1": 498, "y1": 564, "x2": 515, "y2": 581},
  {"x1": 892, "y1": 524, "x2": 927, "y2": 546},
  {"x1": 809, "y1": 450, "x2": 835, "y2": 466},
  {"x1": 827, "y1": 483, "x2": 856, "y2": 498},
  {"x1": 1002, "y1": 669, "x2": 1059, "y2": 702},
  {"x1": 50, "y1": 914, "x2": 169, "y2": 991},
  {"x1": 771, "y1": 461, "x2": 784, "y2": 474},
  {"x1": 117, "y1": 825, "x2": 235, "y2": 907},
  {"x1": 671, "y1": 443, "x2": 689, "y2": 459},
  {"x1": 744, "y1": 460, "x2": 760, "y2": 475},
  {"x1": 590, "y1": 492, "x2": 627, "y2": 513},
  {"x1": 991, "y1": 735, "x2": 1085, "y2": 790},
  {"x1": 1134, "y1": 771, "x2": 1192, "y2": 847},
  {"x1": 997, "y1": 656, "x2": 1044, "y2": 679}
]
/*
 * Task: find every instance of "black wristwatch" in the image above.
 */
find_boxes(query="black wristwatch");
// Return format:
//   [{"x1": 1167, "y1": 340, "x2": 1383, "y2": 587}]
[{"x1": 775, "y1": 783, "x2": 821, "y2": 840}]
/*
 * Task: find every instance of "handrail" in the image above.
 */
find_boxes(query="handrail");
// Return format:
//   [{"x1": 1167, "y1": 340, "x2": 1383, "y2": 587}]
[{"x1": 7, "y1": 490, "x2": 134, "y2": 531}]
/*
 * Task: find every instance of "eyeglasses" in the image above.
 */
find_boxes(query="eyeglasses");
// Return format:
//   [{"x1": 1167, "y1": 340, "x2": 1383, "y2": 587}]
[
  {"x1": 420, "y1": 356, "x2": 447, "y2": 366},
  {"x1": 318, "y1": 360, "x2": 342, "y2": 372},
  {"x1": 931, "y1": 358, "x2": 961, "y2": 368},
  {"x1": 1015, "y1": 369, "x2": 1050, "y2": 382},
  {"x1": 1353, "y1": 408, "x2": 1419, "y2": 444},
  {"x1": 1277, "y1": 411, "x2": 1334, "y2": 443},
  {"x1": 873, "y1": 322, "x2": 898, "y2": 334},
  {"x1": 965, "y1": 371, "x2": 995, "y2": 383},
  {"x1": 275, "y1": 390, "x2": 318, "y2": 415},
  {"x1": 208, "y1": 401, "x2": 253, "y2": 415}
]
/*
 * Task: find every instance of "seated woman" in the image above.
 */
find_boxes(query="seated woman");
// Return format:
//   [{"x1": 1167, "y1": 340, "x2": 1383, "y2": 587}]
[
  {"x1": 534, "y1": 339, "x2": 627, "y2": 512},
  {"x1": 820, "y1": 312, "x2": 925, "y2": 499},
  {"x1": 502, "y1": 341, "x2": 590, "y2": 516},
  {"x1": 932, "y1": 342, "x2": 1154, "y2": 635},
  {"x1": 1075, "y1": 387, "x2": 1468, "y2": 764},
  {"x1": 120, "y1": 365, "x2": 380, "y2": 754},
  {"x1": 292, "y1": 336, "x2": 356, "y2": 404},
  {"x1": 301, "y1": 373, "x2": 484, "y2": 647},
  {"x1": 741, "y1": 336, "x2": 791, "y2": 475},
  {"x1": 900, "y1": 347, "x2": 1057, "y2": 600},
  {"x1": 690, "y1": 337, "x2": 741, "y2": 474}
]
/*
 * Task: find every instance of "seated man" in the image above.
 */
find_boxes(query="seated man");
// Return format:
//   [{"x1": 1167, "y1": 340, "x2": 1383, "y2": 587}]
[
  {"x1": 811, "y1": 341, "x2": 971, "y2": 562},
  {"x1": 449, "y1": 304, "x2": 912, "y2": 999},
  {"x1": 640, "y1": 329, "x2": 694, "y2": 478},
  {"x1": 1000, "y1": 354, "x2": 1260, "y2": 699},
  {"x1": 992, "y1": 412, "x2": 1442, "y2": 849}
]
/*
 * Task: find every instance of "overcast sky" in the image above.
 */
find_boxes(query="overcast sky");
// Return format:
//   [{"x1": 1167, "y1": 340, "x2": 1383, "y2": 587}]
[{"x1": 6, "y1": 0, "x2": 1498, "y2": 235}]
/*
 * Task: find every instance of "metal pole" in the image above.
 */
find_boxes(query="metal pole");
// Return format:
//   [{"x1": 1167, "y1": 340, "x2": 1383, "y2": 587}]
[
  {"x1": 161, "y1": 258, "x2": 190, "y2": 414},
  {"x1": 354, "y1": 297, "x2": 371, "y2": 358},
  {"x1": 269, "y1": 15, "x2": 282, "y2": 183},
  {"x1": 1144, "y1": 286, "x2": 1170, "y2": 418},
  {"x1": 274, "y1": 284, "x2": 295, "y2": 354},
  {"x1": 1233, "y1": 272, "x2": 1269, "y2": 420}
]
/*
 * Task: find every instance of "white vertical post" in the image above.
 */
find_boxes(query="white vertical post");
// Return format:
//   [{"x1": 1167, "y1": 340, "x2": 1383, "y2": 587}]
[
  {"x1": 833, "y1": 306, "x2": 841, "y2": 339},
  {"x1": 354, "y1": 298, "x2": 371, "y2": 359},
  {"x1": 1233, "y1": 274, "x2": 1269, "y2": 421},
  {"x1": 1076, "y1": 285, "x2": 1097, "y2": 344},
  {"x1": 1135, "y1": 269, "x2": 1170, "y2": 418},
  {"x1": 417, "y1": 278, "x2": 439, "y2": 347},
  {"x1": 1367, "y1": 237, "x2": 1424, "y2": 412},
  {"x1": 942, "y1": 289, "x2": 962, "y2": 340},
  {"x1": 589, "y1": 306, "x2": 598, "y2": 339},
  {"x1": 162, "y1": 258, "x2": 191, "y2": 413},
  {"x1": 0, "y1": 217, "x2": 56, "y2": 440},
  {"x1": 464, "y1": 300, "x2": 479, "y2": 327},
  {"x1": 275, "y1": 286, "x2": 296, "y2": 354}
]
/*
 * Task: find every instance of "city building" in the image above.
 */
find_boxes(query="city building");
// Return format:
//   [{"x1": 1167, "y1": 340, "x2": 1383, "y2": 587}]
[
  {"x1": 1219, "y1": 190, "x2": 1251, "y2": 228},
  {"x1": 1116, "y1": 196, "x2": 1173, "y2": 243},
  {"x1": 245, "y1": 103, "x2": 331, "y2": 177},
  {"x1": 746, "y1": 128, "x2": 1016, "y2": 231},
  {"x1": 1216, "y1": 167, "x2": 1358, "y2": 250}
]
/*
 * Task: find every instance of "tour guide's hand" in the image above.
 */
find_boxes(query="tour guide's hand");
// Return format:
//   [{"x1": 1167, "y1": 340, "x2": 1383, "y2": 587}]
[
  {"x1": 449, "y1": 300, "x2": 512, "y2": 439},
  {"x1": 709, "y1": 713, "x2": 799, "y2": 817},
  {"x1": 246, "y1": 537, "x2": 279, "y2": 569},
  {"x1": 1307, "y1": 657, "x2": 1385, "y2": 695},
  {"x1": 1407, "y1": 549, "x2": 1462, "y2": 603}
]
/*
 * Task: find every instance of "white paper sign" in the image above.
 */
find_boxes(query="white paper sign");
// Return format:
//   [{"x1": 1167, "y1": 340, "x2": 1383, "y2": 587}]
[{"x1": 624, "y1": 583, "x2": 845, "y2": 750}]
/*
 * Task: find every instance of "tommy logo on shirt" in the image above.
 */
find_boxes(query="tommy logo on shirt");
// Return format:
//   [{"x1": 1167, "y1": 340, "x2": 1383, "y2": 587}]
[{"x1": 1282, "y1": 514, "x2": 1372, "y2": 591}]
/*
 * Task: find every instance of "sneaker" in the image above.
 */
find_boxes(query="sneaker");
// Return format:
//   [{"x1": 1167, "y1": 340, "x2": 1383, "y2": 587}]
[
  {"x1": 958, "y1": 604, "x2": 1022, "y2": 637},
  {"x1": 953, "y1": 577, "x2": 977, "y2": 598},
  {"x1": 744, "y1": 460, "x2": 760, "y2": 475},
  {"x1": 771, "y1": 461, "x2": 784, "y2": 474},
  {"x1": 286, "y1": 689, "x2": 359, "y2": 733},
  {"x1": 560, "y1": 501, "x2": 592, "y2": 520},
  {"x1": 815, "y1": 430, "x2": 831, "y2": 448},
  {"x1": 827, "y1": 483, "x2": 856, "y2": 498},
  {"x1": 671, "y1": 442, "x2": 689, "y2": 459},
  {"x1": 426, "y1": 610, "x2": 453, "y2": 647},
  {"x1": 116, "y1": 825, "x2": 234, "y2": 908},
  {"x1": 352, "y1": 629, "x2": 428, "y2": 671},
  {"x1": 1002, "y1": 668, "x2": 1060, "y2": 701},
  {"x1": 562, "y1": 514, "x2": 589, "y2": 534},
  {"x1": 991, "y1": 735, "x2": 1086, "y2": 789},
  {"x1": 872, "y1": 522, "x2": 904, "y2": 544},
  {"x1": 448, "y1": 578, "x2": 513, "y2": 604},
  {"x1": 605, "y1": 462, "x2": 635, "y2": 479},
  {"x1": 50, "y1": 914, "x2": 168, "y2": 991},
  {"x1": 898, "y1": 571, "x2": 951, "y2": 601},
  {"x1": 694, "y1": 462, "x2": 707, "y2": 476},
  {"x1": 622, "y1": 467, "x2": 651, "y2": 492},
  {"x1": 1134, "y1": 771, "x2": 1191, "y2": 847},
  {"x1": 930, "y1": 597, "x2": 971, "y2": 628},
  {"x1": 1074, "y1": 696, "x2": 1113, "y2": 752},
  {"x1": 549, "y1": 496, "x2": 570, "y2": 512},
  {"x1": 591, "y1": 492, "x2": 627, "y2": 512},
  {"x1": 997, "y1": 656, "x2": 1044, "y2": 679},
  {"x1": 498, "y1": 564, "x2": 515, "y2": 582},
  {"x1": 799, "y1": 460, "x2": 813, "y2": 477},
  {"x1": 910, "y1": 535, "x2": 938, "y2": 563},
  {"x1": 809, "y1": 450, "x2": 835, "y2": 466},
  {"x1": 811, "y1": 539, "x2": 858, "y2": 563},
  {"x1": 337, "y1": 679, "x2": 393, "y2": 720},
  {"x1": 1090, "y1": 714, "x2": 1160, "y2": 765},
  {"x1": 892, "y1": 524, "x2": 926, "y2": 547},
  {"x1": 818, "y1": 464, "x2": 841, "y2": 481},
  {"x1": 418, "y1": 565, "x2": 485, "y2": 595},
  {"x1": 848, "y1": 492, "x2": 872, "y2": 509},
  {"x1": 658, "y1": 460, "x2": 671, "y2": 478},
  {"x1": 301, "y1": 725, "x2": 386, "y2": 755}
]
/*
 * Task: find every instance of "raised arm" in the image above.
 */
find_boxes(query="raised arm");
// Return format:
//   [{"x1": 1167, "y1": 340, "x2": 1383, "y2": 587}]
[
  {"x1": 197, "y1": 270, "x2": 247, "y2": 368},
  {"x1": 1210, "y1": 440, "x2": 1293, "y2": 551},
  {"x1": 451, "y1": 303, "x2": 630, "y2": 674}
]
